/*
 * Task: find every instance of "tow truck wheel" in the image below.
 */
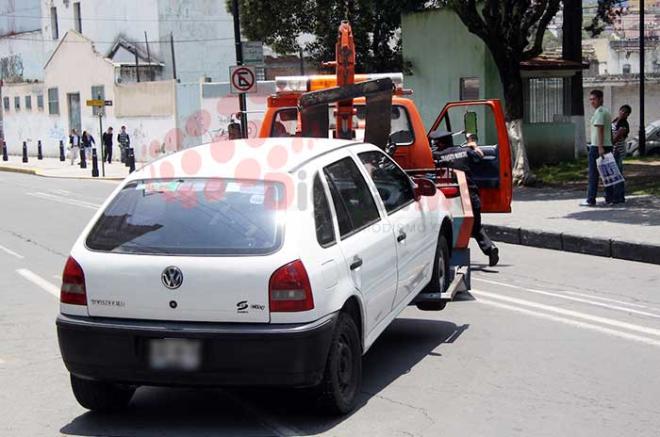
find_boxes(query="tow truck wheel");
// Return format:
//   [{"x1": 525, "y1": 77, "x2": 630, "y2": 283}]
[{"x1": 417, "y1": 234, "x2": 449, "y2": 311}]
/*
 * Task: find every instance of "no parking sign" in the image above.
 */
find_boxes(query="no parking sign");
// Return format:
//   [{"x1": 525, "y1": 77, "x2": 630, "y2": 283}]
[{"x1": 229, "y1": 66, "x2": 257, "y2": 94}]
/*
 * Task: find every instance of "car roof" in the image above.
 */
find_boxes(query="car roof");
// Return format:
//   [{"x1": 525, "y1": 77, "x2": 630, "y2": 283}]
[{"x1": 130, "y1": 138, "x2": 365, "y2": 181}]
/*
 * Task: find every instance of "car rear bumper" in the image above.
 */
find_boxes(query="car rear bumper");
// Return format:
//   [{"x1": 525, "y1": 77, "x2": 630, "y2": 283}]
[{"x1": 57, "y1": 312, "x2": 337, "y2": 388}]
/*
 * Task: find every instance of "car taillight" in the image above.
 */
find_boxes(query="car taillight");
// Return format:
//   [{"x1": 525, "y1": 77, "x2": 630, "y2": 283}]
[
  {"x1": 269, "y1": 259, "x2": 314, "y2": 312},
  {"x1": 61, "y1": 256, "x2": 87, "y2": 305},
  {"x1": 439, "y1": 186, "x2": 460, "y2": 198}
]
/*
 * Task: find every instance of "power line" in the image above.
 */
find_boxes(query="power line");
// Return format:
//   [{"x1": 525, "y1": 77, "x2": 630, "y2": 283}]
[{"x1": 0, "y1": 13, "x2": 232, "y2": 23}]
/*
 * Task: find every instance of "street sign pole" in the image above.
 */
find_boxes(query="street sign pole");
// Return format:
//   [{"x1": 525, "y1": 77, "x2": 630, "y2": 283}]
[
  {"x1": 99, "y1": 113, "x2": 105, "y2": 177},
  {"x1": 232, "y1": 0, "x2": 248, "y2": 139}
]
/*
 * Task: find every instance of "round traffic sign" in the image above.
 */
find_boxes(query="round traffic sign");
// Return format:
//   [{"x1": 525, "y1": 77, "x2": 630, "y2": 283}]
[{"x1": 231, "y1": 67, "x2": 256, "y2": 93}]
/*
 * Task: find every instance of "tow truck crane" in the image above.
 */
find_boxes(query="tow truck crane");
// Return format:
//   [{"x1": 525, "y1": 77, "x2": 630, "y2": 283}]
[{"x1": 258, "y1": 21, "x2": 513, "y2": 307}]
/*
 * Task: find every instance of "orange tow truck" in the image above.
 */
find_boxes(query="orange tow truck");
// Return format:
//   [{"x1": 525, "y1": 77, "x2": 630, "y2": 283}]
[{"x1": 258, "y1": 21, "x2": 512, "y2": 305}]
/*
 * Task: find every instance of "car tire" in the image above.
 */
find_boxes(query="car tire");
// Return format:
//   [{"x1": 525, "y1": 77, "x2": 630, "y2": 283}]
[
  {"x1": 317, "y1": 312, "x2": 362, "y2": 415},
  {"x1": 417, "y1": 234, "x2": 450, "y2": 311},
  {"x1": 70, "y1": 374, "x2": 135, "y2": 412}
]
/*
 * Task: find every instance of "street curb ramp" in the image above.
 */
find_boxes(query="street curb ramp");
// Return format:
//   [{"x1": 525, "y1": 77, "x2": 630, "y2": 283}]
[{"x1": 483, "y1": 224, "x2": 660, "y2": 265}]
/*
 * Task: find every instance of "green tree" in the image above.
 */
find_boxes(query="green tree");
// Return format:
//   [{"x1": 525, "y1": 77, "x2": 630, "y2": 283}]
[
  {"x1": 443, "y1": 0, "x2": 562, "y2": 185},
  {"x1": 229, "y1": 0, "x2": 426, "y2": 72}
]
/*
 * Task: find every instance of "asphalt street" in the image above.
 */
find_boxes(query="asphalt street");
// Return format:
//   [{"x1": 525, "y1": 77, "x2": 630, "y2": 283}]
[{"x1": 1, "y1": 171, "x2": 659, "y2": 437}]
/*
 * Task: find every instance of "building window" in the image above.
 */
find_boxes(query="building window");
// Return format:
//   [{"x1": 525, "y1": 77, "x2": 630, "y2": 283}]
[
  {"x1": 51, "y1": 7, "x2": 59, "y2": 40},
  {"x1": 48, "y1": 87, "x2": 59, "y2": 115},
  {"x1": 37, "y1": 94, "x2": 44, "y2": 110},
  {"x1": 25, "y1": 95, "x2": 32, "y2": 110},
  {"x1": 460, "y1": 77, "x2": 480, "y2": 100},
  {"x1": 523, "y1": 78, "x2": 564, "y2": 123},
  {"x1": 3, "y1": 97, "x2": 9, "y2": 112},
  {"x1": 14, "y1": 96, "x2": 20, "y2": 110},
  {"x1": 74, "y1": 2, "x2": 82, "y2": 33},
  {"x1": 623, "y1": 63, "x2": 632, "y2": 74},
  {"x1": 91, "y1": 85, "x2": 105, "y2": 116}
]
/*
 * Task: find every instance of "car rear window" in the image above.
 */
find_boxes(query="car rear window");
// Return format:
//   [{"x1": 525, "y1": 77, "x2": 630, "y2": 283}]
[{"x1": 86, "y1": 179, "x2": 285, "y2": 255}]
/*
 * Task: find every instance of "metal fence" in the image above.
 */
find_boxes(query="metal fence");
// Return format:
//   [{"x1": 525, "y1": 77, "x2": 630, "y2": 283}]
[{"x1": 524, "y1": 78, "x2": 564, "y2": 123}]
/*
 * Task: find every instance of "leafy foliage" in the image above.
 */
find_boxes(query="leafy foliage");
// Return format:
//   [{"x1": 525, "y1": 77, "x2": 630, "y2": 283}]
[
  {"x1": 227, "y1": 0, "x2": 427, "y2": 72},
  {"x1": 585, "y1": 0, "x2": 627, "y2": 37}
]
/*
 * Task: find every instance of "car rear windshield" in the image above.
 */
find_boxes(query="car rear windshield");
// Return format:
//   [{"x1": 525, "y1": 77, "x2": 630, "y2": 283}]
[{"x1": 86, "y1": 179, "x2": 285, "y2": 255}]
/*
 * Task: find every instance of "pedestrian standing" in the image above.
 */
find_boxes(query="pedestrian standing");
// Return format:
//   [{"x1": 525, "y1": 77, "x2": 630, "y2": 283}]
[
  {"x1": 82, "y1": 131, "x2": 95, "y2": 158},
  {"x1": 102, "y1": 126, "x2": 114, "y2": 163},
  {"x1": 611, "y1": 104, "x2": 631, "y2": 204},
  {"x1": 69, "y1": 129, "x2": 80, "y2": 166},
  {"x1": 117, "y1": 126, "x2": 130, "y2": 163},
  {"x1": 581, "y1": 90, "x2": 614, "y2": 207}
]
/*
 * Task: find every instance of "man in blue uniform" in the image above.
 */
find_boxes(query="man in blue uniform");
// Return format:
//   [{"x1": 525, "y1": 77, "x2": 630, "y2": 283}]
[{"x1": 430, "y1": 130, "x2": 499, "y2": 267}]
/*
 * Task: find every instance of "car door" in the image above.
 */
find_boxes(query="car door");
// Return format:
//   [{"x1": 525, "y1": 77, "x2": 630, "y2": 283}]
[
  {"x1": 429, "y1": 100, "x2": 512, "y2": 213},
  {"x1": 322, "y1": 156, "x2": 398, "y2": 335},
  {"x1": 355, "y1": 148, "x2": 437, "y2": 309}
]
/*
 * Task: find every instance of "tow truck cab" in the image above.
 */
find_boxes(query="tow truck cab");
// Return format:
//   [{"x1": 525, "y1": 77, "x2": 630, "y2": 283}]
[{"x1": 258, "y1": 74, "x2": 512, "y2": 215}]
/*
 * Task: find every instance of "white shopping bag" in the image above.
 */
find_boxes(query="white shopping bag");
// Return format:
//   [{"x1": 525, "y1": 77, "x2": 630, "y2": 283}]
[{"x1": 596, "y1": 152, "x2": 624, "y2": 187}]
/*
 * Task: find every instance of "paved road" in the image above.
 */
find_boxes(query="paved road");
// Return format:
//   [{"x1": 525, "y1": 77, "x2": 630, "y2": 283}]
[{"x1": 1, "y1": 172, "x2": 659, "y2": 437}]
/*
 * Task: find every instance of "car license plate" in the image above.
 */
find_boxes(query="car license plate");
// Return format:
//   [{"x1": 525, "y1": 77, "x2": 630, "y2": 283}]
[{"x1": 149, "y1": 338, "x2": 201, "y2": 371}]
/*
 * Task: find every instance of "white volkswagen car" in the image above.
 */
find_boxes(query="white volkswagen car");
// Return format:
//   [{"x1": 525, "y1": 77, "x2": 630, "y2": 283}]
[{"x1": 57, "y1": 138, "x2": 454, "y2": 414}]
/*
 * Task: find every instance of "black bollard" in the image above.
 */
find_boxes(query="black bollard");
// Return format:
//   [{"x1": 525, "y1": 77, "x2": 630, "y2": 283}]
[
  {"x1": 22, "y1": 141, "x2": 28, "y2": 163},
  {"x1": 91, "y1": 148, "x2": 99, "y2": 177},
  {"x1": 37, "y1": 140, "x2": 43, "y2": 160},
  {"x1": 79, "y1": 147, "x2": 87, "y2": 169},
  {"x1": 59, "y1": 140, "x2": 65, "y2": 161},
  {"x1": 128, "y1": 147, "x2": 136, "y2": 173},
  {"x1": 2, "y1": 141, "x2": 7, "y2": 161}
]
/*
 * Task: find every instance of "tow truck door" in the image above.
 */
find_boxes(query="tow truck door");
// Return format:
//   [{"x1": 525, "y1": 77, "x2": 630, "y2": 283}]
[{"x1": 429, "y1": 100, "x2": 512, "y2": 213}]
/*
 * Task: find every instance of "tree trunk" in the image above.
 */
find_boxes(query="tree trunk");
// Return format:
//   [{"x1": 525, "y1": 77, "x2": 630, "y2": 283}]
[{"x1": 498, "y1": 63, "x2": 536, "y2": 185}]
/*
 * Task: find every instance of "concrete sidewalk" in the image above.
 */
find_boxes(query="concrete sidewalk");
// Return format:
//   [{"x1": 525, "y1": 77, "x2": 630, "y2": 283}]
[
  {"x1": 0, "y1": 155, "x2": 131, "y2": 180},
  {"x1": 484, "y1": 187, "x2": 660, "y2": 264}
]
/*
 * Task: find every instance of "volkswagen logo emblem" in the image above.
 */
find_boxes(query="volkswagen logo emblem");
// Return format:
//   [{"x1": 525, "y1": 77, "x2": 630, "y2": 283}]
[{"x1": 161, "y1": 266, "x2": 183, "y2": 290}]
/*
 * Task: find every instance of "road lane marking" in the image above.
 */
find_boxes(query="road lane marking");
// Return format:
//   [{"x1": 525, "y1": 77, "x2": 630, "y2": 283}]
[
  {"x1": 0, "y1": 244, "x2": 24, "y2": 259},
  {"x1": 26, "y1": 192, "x2": 101, "y2": 210},
  {"x1": 471, "y1": 289, "x2": 660, "y2": 338},
  {"x1": 474, "y1": 277, "x2": 653, "y2": 310},
  {"x1": 49, "y1": 189, "x2": 71, "y2": 195},
  {"x1": 16, "y1": 268, "x2": 59, "y2": 298},
  {"x1": 476, "y1": 297, "x2": 660, "y2": 348}
]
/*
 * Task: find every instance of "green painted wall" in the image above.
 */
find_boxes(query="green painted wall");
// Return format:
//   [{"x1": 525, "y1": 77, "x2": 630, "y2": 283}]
[
  {"x1": 523, "y1": 123, "x2": 576, "y2": 166},
  {"x1": 401, "y1": 7, "x2": 503, "y2": 142}
]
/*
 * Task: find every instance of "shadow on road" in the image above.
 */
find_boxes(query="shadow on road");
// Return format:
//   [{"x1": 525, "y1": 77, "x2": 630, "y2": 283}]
[{"x1": 60, "y1": 318, "x2": 468, "y2": 436}]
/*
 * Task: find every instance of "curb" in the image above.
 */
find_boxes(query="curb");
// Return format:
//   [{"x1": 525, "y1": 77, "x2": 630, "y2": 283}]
[
  {"x1": 483, "y1": 224, "x2": 660, "y2": 265},
  {"x1": 0, "y1": 165, "x2": 124, "y2": 181}
]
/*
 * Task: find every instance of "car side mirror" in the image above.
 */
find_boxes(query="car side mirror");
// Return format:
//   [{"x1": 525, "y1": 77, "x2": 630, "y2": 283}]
[{"x1": 413, "y1": 177, "x2": 437, "y2": 199}]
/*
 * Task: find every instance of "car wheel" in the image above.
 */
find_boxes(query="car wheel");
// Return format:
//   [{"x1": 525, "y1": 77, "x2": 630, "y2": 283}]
[
  {"x1": 317, "y1": 312, "x2": 362, "y2": 415},
  {"x1": 70, "y1": 374, "x2": 135, "y2": 412},
  {"x1": 418, "y1": 234, "x2": 450, "y2": 311}
]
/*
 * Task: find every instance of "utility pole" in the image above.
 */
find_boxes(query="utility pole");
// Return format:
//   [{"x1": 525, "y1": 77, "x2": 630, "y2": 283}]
[
  {"x1": 170, "y1": 33, "x2": 177, "y2": 81},
  {"x1": 562, "y1": 0, "x2": 585, "y2": 159},
  {"x1": 639, "y1": 0, "x2": 646, "y2": 156},
  {"x1": 144, "y1": 31, "x2": 151, "y2": 80},
  {"x1": 299, "y1": 47, "x2": 305, "y2": 75},
  {"x1": 134, "y1": 45, "x2": 140, "y2": 83},
  {"x1": 232, "y1": 0, "x2": 248, "y2": 138}
]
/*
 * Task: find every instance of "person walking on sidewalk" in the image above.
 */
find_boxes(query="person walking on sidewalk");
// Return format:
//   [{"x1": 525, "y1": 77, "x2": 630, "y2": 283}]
[
  {"x1": 117, "y1": 126, "x2": 130, "y2": 163},
  {"x1": 581, "y1": 90, "x2": 614, "y2": 207},
  {"x1": 102, "y1": 126, "x2": 114, "y2": 163},
  {"x1": 69, "y1": 129, "x2": 80, "y2": 166},
  {"x1": 611, "y1": 104, "x2": 631, "y2": 204}
]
